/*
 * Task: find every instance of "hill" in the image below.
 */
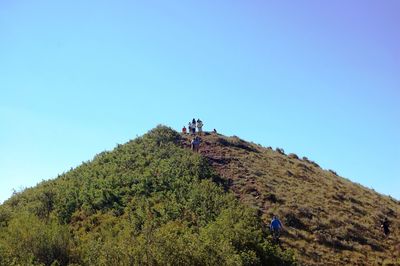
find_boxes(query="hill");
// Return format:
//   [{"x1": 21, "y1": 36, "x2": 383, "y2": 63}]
[
  {"x1": 1, "y1": 125, "x2": 399, "y2": 265},
  {"x1": 0, "y1": 126, "x2": 294, "y2": 266}
]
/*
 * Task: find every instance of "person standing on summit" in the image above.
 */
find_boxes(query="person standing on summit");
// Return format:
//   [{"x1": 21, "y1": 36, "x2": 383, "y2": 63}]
[
  {"x1": 197, "y1": 119, "x2": 203, "y2": 135},
  {"x1": 191, "y1": 118, "x2": 196, "y2": 135},
  {"x1": 188, "y1": 121, "x2": 192, "y2": 135}
]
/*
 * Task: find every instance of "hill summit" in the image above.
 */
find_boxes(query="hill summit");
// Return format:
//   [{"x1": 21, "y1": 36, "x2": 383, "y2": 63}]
[{"x1": 1, "y1": 125, "x2": 399, "y2": 265}]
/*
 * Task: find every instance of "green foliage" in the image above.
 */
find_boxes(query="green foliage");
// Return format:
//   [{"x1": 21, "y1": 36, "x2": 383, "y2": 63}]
[
  {"x1": 0, "y1": 212, "x2": 71, "y2": 265},
  {"x1": 0, "y1": 126, "x2": 295, "y2": 265}
]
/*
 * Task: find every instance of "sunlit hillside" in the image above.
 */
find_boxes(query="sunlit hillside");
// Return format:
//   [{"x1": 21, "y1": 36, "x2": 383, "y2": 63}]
[
  {"x1": 181, "y1": 132, "x2": 400, "y2": 265},
  {"x1": 1, "y1": 126, "x2": 399, "y2": 265}
]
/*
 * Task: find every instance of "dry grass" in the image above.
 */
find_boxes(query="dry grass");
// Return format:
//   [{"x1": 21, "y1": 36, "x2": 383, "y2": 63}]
[{"x1": 182, "y1": 132, "x2": 400, "y2": 265}]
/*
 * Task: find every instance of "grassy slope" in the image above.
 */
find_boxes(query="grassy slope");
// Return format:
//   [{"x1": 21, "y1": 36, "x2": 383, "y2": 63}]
[{"x1": 183, "y1": 132, "x2": 400, "y2": 265}]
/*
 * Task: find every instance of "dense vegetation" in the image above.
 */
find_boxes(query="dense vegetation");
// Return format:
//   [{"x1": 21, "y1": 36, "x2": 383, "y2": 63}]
[{"x1": 0, "y1": 126, "x2": 295, "y2": 266}]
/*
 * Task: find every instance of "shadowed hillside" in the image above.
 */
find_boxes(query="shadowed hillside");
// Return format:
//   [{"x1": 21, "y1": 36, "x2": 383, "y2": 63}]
[
  {"x1": 0, "y1": 126, "x2": 399, "y2": 265},
  {"x1": 180, "y1": 132, "x2": 400, "y2": 265}
]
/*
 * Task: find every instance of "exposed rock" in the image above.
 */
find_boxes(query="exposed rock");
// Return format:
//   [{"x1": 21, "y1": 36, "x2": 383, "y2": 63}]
[{"x1": 288, "y1": 153, "x2": 299, "y2": 159}]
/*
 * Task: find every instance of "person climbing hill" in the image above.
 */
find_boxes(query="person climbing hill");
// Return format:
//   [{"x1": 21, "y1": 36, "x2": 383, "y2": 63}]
[
  {"x1": 191, "y1": 136, "x2": 201, "y2": 152},
  {"x1": 182, "y1": 126, "x2": 187, "y2": 134},
  {"x1": 381, "y1": 217, "x2": 390, "y2": 237},
  {"x1": 270, "y1": 215, "x2": 283, "y2": 243}
]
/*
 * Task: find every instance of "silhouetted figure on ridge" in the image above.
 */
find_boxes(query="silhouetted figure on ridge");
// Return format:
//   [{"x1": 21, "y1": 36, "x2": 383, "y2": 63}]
[
  {"x1": 188, "y1": 121, "x2": 192, "y2": 135},
  {"x1": 191, "y1": 118, "x2": 196, "y2": 135}
]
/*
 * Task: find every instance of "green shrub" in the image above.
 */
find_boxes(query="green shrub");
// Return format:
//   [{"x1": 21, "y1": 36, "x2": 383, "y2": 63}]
[
  {"x1": 0, "y1": 212, "x2": 71, "y2": 265},
  {"x1": 0, "y1": 126, "x2": 296, "y2": 265}
]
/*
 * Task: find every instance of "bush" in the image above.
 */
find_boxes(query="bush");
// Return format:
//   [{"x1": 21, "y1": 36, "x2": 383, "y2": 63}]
[{"x1": 0, "y1": 212, "x2": 71, "y2": 265}]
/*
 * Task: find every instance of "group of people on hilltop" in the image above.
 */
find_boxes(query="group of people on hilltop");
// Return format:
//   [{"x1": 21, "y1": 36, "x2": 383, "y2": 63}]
[
  {"x1": 182, "y1": 119, "x2": 204, "y2": 152},
  {"x1": 182, "y1": 118, "x2": 218, "y2": 136},
  {"x1": 182, "y1": 118, "x2": 203, "y2": 135},
  {"x1": 182, "y1": 119, "x2": 219, "y2": 153}
]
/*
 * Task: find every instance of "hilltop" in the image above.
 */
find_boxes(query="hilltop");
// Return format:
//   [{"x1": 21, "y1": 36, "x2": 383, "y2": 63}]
[{"x1": 1, "y1": 126, "x2": 399, "y2": 265}]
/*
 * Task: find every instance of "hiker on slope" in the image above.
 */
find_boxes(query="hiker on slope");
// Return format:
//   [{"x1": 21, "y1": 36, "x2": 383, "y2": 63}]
[
  {"x1": 270, "y1": 215, "x2": 283, "y2": 242},
  {"x1": 381, "y1": 217, "x2": 390, "y2": 237},
  {"x1": 191, "y1": 136, "x2": 201, "y2": 152}
]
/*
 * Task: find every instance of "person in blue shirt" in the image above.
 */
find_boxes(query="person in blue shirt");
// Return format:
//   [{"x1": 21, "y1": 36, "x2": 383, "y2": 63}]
[
  {"x1": 270, "y1": 215, "x2": 283, "y2": 241},
  {"x1": 191, "y1": 136, "x2": 201, "y2": 152}
]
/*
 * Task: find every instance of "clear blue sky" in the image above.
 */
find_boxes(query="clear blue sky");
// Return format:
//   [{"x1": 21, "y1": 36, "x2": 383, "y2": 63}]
[{"x1": 1, "y1": 0, "x2": 399, "y2": 202}]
